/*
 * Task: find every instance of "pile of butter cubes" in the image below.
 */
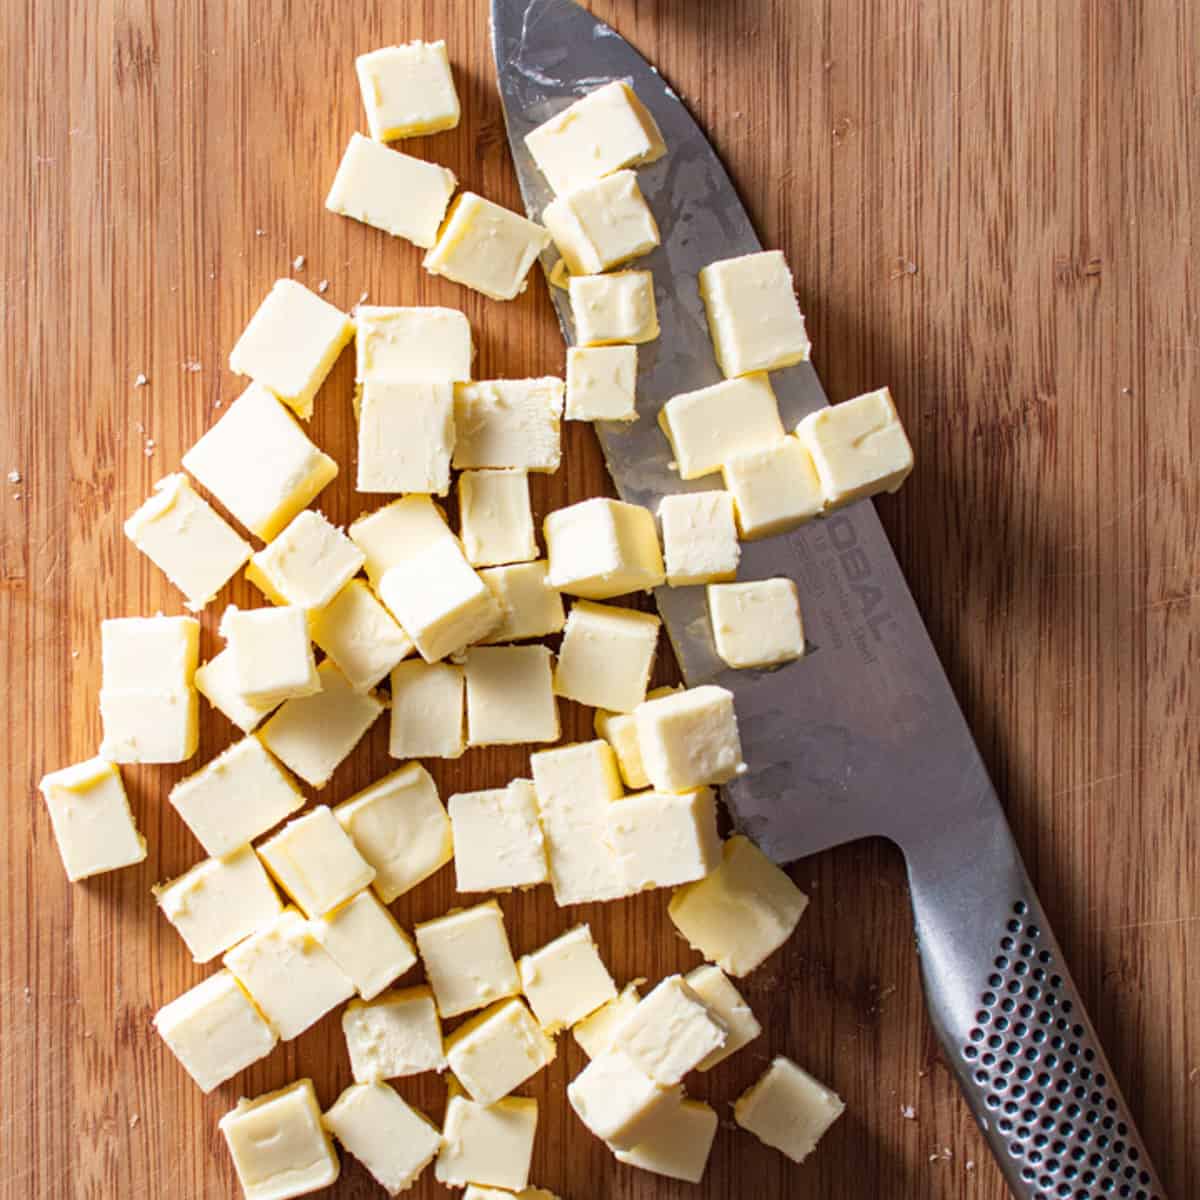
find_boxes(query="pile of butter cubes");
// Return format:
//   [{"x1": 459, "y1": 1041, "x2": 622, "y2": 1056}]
[{"x1": 37, "y1": 37, "x2": 914, "y2": 1199}]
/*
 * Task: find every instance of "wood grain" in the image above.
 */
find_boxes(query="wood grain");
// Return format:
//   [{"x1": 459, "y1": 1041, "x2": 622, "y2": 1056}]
[{"x1": 1, "y1": 0, "x2": 1196, "y2": 1196}]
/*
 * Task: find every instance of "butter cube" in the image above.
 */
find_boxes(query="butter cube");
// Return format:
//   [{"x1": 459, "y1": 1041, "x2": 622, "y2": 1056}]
[
  {"x1": 182, "y1": 384, "x2": 338, "y2": 540},
  {"x1": 796, "y1": 387, "x2": 914, "y2": 506},
  {"x1": 659, "y1": 373, "x2": 784, "y2": 480},
  {"x1": 219, "y1": 605, "x2": 320, "y2": 707},
  {"x1": 544, "y1": 498, "x2": 665, "y2": 599},
  {"x1": 567, "y1": 1051, "x2": 681, "y2": 1151},
  {"x1": 342, "y1": 986, "x2": 447, "y2": 1082},
  {"x1": 435, "y1": 1094, "x2": 538, "y2": 1192},
  {"x1": 448, "y1": 780, "x2": 549, "y2": 892},
  {"x1": 635, "y1": 685, "x2": 744, "y2": 791},
  {"x1": 220, "y1": 1079, "x2": 340, "y2": 1199},
  {"x1": 452, "y1": 379, "x2": 564, "y2": 473},
  {"x1": 614, "y1": 1098, "x2": 719, "y2": 1184},
  {"x1": 38, "y1": 758, "x2": 146, "y2": 881},
  {"x1": 258, "y1": 660, "x2": 384, "y2": 788},
  {"x1": 465, "y1": 1189, "x2": 558, "y2": 1200},
  {"x1": 379, "y1": 539, "x2": 501, "y2": 663},
  {"x1": 124, "y1": 473, "x2": 251, "y2": 611},
  {"x1": 349, "y1": 495, "x2": 457, "y2": 585},
  {"x1": 98, "y1": 688, "x2": 198, "y2": 764},
  {"x1": 228, "y1": 279, "x2": 354, "y2": 420},
  {"x1": 542, "y1": 170, "x2": 659, "y2": 275},
  {"x1": 572, "y1": 983, "x2": 641, "y2": 1059},
  {"x1": 465, "y1": 645, "x2": 559, "y2": 746},
  {"x1": 553, "y1": 600, "x2": 660, "y2": 712},
  {"x1": 612, "y1": 974, "x2": 726, "y2": 1084},
  {"x1": 258, "y1": 805, "x2": 376, "y2": 918},
  {"x1": 518, "y1": 924, "x2": 617, "y2": 1033},
  {"x1": 529, "y1": 741, "x2": 627, "y2": 906},
  {"x1": 245, "y1": 510, "x2": 364, "y2": 612},
  {"x1": 388, "y1": 660, "x2": 466, "y2": 760},
  {"x1": 195, "y1": 650, "x2": 277, "y2": 734},
  {"x1": 607, "y1": 788, "x2": 721, "y2": 892},
  {"x1": 570, "y1": 271, "x2": 658, "y2": 345},
  {"x1": 356, "y1": 40, "x2": 460, "y2": 141},
  {"x1": 310, "y1": 580, "x2": 412, "y2": 692},
  {"x1": 565, "y1": 345, "x2": 637, "y2": 421},
  {"x1": 223, "y1": 908, "x2": 355, "y2": 1040},
  {"x1": 525, "y1": 80, "x2": 666, "y2": 195},
  {"x1": 415, "y1": 900, "x2": 520, "y2": 1019},
  {"x1": 312, "y1": 891, "x2": 416, "y2": 1001},
  {"x1": 424, "y1": 193, "x2": 551, "y2": 301},
  {"x1": 592, "y1": 685, "x2": 679, "y2": 791},
  {"x1": 355, "y1": 305, "x2": 473, "y2": 384},
  {"x1": 169, "y1": 736, "x2": 304, "y2": 857},
  {"x1": 356, "y1": 380, "x2": 456, "y2": 495},
  {"x1": 154, "y1": 969, "x2": 278, "y2": 1094},
  {"x1": 445, "y1": 998, "x2": 556, "y2": 1105},
  {"x1": 326, "y1": 132, "x2": 456, "y2": 248},
  {"x1": 458, "y1": 470, "x2": 537, "y2": 566},
  {"x1": 659, "y1": 491, "x2": 740, "y2": 587},
  {"x1": 479, "y1": 561, "x2": 565, "y2": 644},
  {"x1": 684, "y1": 963, "x2": 762, "y2": 1070},
  {"x1": 668, "y1": 835, "x2": 809, "y2": 977},
  {"x1": 323, "y1": 1081, "x2": 442, "y2": 1194},
  {"x1": 101, "y1": 614, "x2": 199, "y2": 689},
  {"x1": 153, "y1": 845, "x2": 283, "y2": 963},
  {"x1": 708, "y1": 578, "x2": 805, "y2": 669},
  {"x1": 734, "y1": 1056, "x2": 845, "y2": 1163},
  {"x1": 721, "y1": 435, "x2": 824, "y2": 538},
  {"x1": 699, "y1": 249, "x2": 811, "y2": 378}
]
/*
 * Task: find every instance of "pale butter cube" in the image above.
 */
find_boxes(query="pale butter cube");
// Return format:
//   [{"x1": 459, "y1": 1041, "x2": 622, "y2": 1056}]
[
  {"x1": 612, "y1": 974, "x2": 726, "y2": 1085},
  {"x1": 592, "y1": 685, "x2": 679, "y2": 791},
  {"x1": 310, "y1": 580, "x2": 412, "y2": 692},
  {"x1": 153, "y1": 844, "x2": 283, "y2": 963},
  {"x1": 708, "y1": 578, "x2": 805, "y2": 669},
  {"x1": 659, "y1": 373, "x2": 784, "y2": 480},
  {"x1": 356, "y1": 380, "x2": 455, "y2": 495},
  {"x1": 796, "y1": 386, "x2": 914, "y2": 506},
  {"x1": 312, "y1": 891, "x2": 416, "y2": 1001},
  {"x1": 220, "y1": 1079, "x2": 340, "y2": 1200},
  {"x1": 99, "y1": 686, "x2": 198, "y2": 764},
  {"x1": 415, "y1": 900, "x2": 520, "y2": 1019},
  {"x1": 518, "y1": 924, "x2": 617, "y2": 1032},
  {"x1": 465, "y1": 645, "x2": 559, "y2": 746},
  {"x1": 388, "y1": 660, "x2": 465, "y2": 760},
  {"x1": 479, "y1": 561, "x2": 565, "y2": 644},
  {"x1": 101, "y1": 614, "x2": 198, "y2": 689},
  {"x1": 245, "y1": 510, "x2": 363, "y2": 612},
  {"x1": 356, "y1": 40, "x2": 460, "y2": 141},
  {"x1": 445, "y1": 998, "x2": 556, "y2": 1105},
  {"x1": 223, "y1": 908, "x2": 355, "y2": 1041},
  {"x1": 668, "y1": 835, "x2": 809, "y2": 977},
  {"x1": 615, "y1": 1098, "x2": 719, "y2": 1184},
  {"x1": 524, "y1": 80, "x2": 665, "y2": 195},
  {"x1": 544, "y1": 497, "x2": 665, "y2": 599},
  {"x1": 326, "y1": 133, "x2": 456, "y2": 249},
  {"x1": 635, "y1": 685, "x2": 744, "y2": 791},
  {"x1": 349, "y1": 495, "x2": 457, "y2": 586},
  {"x1": 607, "y1": 788, "x2": 720, "y2": 892},
  {"x1": 721, "y1": 435, "x2": 824, "y2": 538},
  {"x1": 570, "y1": 271, "x2": 658, "y2": 345},
  {"x1": 342, "y1": 986, "x2": 447, "y2": 1082},
  {"x1": 458, "y1": 470, "x2": 536, "y2": 566},
  {"x1": 734, "y1": 1055, "x2": 845, "y2": 1163},
  {"x1": 195, "y1": 650, "x2": 277, "y2": 734},
  {"x1": 565, "y1": 345, "x2": 636, "y2": 421},
  {"x1": 228, "y1": 279, "x2": 354, "y2": 420},
  {"x1": 38, "y1": 758, "x2": 145, "y2": 881},
  {"x1": 323, "y1": 1081, "x2": 442, "y2": 1195},
  {"x1": 219, "y1": 605, "x2": 319, "y2": 707},
  {"x1": 567, "y1": 1050, "x2": 681, "y2": 1151},
  {"x1": 355, "y1": 305, "x2": 473, "y2": 384},
  {"x1": 465, "y1": 1189, "x2": 559, "y2": 1200},
  {"x1": 659, "y1": 491, "x2": 740, "y2": 587},
  {"x1": 452, "y1": 378, "x2": 564, "y2": 473},
  {"x1": 529, "y1": 740, "x2": 627, "y2": 906},
  {"x1": 448, "y1": 780, "x2": 548, "y2": 893},
  {"x1": 684, "y1": 963, "x2": 762, "y2": 1070},
  {"x1": 553, "y1": 600, "x2": 659, "y2": 712},
  {"x1": 435, "y1": 1094, "x2": 538, "y2": 1192},
  {"x1": 573, "y1": 983, "x2": 641, "y2": 1059},
  {"x1": 169, "y1": 736, "x2": 304, "y2": 857},
  {"x1": 699, "y1": 249, "x2": 811, "y2": 378},
  {"x1": 154, "y1": 969, "x2": 278, "y2": 1094},
  {"x1": 424, "y1": 193, "x2": 550, "y2": 302},
  {"x1": 124, "y1": 473, "x2": 251, "y2": 610},
  {"x1": 542, "y1": 170, "x2": 659, "y2": 275},
  {"x1": 258, "y1": 805, "x2": 376, "y2": 918},
  {"x1": 182, "y1": 384, "x2": 338, "y2": 540}
]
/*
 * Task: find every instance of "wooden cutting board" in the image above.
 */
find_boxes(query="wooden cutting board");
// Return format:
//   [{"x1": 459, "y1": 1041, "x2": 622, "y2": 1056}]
[{"x1": 1, "y1": 1, "x2": 1195, "y2": 1196}]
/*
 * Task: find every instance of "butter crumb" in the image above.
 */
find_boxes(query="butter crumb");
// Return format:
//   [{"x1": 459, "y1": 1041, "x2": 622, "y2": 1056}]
[
  {"x1": 255, "y1": 228, "x2": 266, "y2": 237},
  {"x1": 293, "y1": 254, "x2": 306, "y2": 270},
  {"x1": 133, "y1": 373, "x2": 148, "y2": 388},
  {"x1": 129, "y1": 1113, "x2": 140, "y2": 1128},
  {"x1": 183, "y1": 360, "x2": 202, "y2": 373},
  {"x1": 900, "y1": 1105, "x2": 916, "y2": 1120},
  {"x1": 7, "y1": 470, "x2": 20, "y2": 484},
  {"x1": 317, "y1": 279, "x2": 330, "y2": 294}
]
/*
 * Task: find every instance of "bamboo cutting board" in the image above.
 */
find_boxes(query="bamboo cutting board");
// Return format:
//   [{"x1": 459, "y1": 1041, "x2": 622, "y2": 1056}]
[{"x1": 1, "y1": 1, "x2": 1196, "y2": 1197}]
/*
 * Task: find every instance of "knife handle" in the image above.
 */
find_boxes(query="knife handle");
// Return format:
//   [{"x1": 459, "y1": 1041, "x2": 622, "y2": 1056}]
[{"x1": 904, "y1": 823, "x2": 1165, "y2": 1198}]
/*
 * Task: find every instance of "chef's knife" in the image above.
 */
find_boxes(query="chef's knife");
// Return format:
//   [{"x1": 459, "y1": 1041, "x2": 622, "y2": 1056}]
[{"x1": 490, "y1": 2, "x2": 1164, "y2": 1196}]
